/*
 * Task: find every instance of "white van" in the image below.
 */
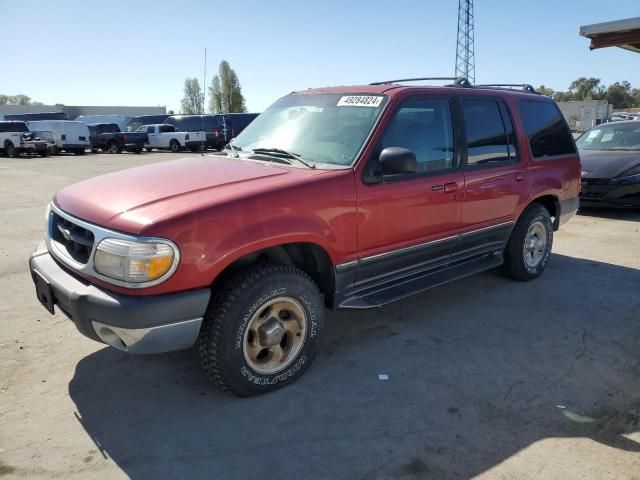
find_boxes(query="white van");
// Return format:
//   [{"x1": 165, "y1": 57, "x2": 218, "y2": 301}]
[
  {"x1": 75, "y1": 115, "x2": 127, "y2": 132},
  {"x1": 27, "y1": 120, "x2": 90, "y2": 155}
]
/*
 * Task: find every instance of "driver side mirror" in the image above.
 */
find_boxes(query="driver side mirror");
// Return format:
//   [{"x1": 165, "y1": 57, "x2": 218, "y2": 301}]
[{"x1": 379, "y1": 147, "x2": 417, "y2": 174}]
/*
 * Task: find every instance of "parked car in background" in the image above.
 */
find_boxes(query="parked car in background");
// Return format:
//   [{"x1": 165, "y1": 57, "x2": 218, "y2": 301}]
[
  {"x1": 29, "y1": 79, "x2": 580, "y2": 396},
  {"x1": 0, "y1": 112, "x2": 68, "y2": 122},
  {"x1": 76, "y1": 115, "x2": 127, "y2": 133},
  {"x1": 127, "y1": 114, "x2": 170, "y2": 132},
  {"x1": 577, "y1": 120, "x2": 640, "y2": 208},
  {"x1": 141, "y1": 124, "x2": 206, "y2": 152},
  {"x1": 27, "y1": 120, "x2": 90, "y2": 155},
  {"x1": 163, "y1": 113, "x2": 258, "y2": 150},
  {"x1": 88, "y1": 123, "x2": 147, "y2": 154},
  {"x1": 0, "y1": 121, "x2": 50, "y2": 157}
]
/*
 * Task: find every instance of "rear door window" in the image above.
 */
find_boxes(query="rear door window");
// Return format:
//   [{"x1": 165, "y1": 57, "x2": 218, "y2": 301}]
[
  {"x1": 518, "y1": 100, "x2": 576, "y2": 158},
  {"x1": 461, "y1": 99, "x2": 515, "y2": 166}
]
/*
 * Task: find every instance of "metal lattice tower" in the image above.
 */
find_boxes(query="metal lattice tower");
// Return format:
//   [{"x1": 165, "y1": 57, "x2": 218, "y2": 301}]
[{"x1": 455, "y1": 0, "x2": 475, "y2": 85}]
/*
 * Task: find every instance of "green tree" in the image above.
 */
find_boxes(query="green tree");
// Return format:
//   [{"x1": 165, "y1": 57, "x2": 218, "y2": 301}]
[
  {"x1": 605, "y1": 81, "x2": 634, "y2": 109},
  {"x1": 553, "y1": 91, "x2": 575, "y2": 102},
  {"x1": 537, "y1": 85, "x2": 555, "y2": 97},
  {"x1": 12, "y1": 94, "x2": 32, "y2": 105},
  {"x1": 568, "y1": 77, "x2": 604, "y2": 100},
  {"x1": 0, "y1": 95, "x2": 9, "y2": 105},
  {"x1": 208, "y1": 60, "x2": 247, "y2": 113},
  {"x1": 180, "y1": 78, "x2": 204, "y2": 114}
]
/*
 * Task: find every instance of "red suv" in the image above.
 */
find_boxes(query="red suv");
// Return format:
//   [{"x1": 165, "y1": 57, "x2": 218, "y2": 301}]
[{"x1": 30, "y1": 78, "x2": 580, "y2": 396}]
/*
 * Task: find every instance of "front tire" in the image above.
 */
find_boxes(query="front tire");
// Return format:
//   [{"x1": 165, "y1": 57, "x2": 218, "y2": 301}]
[
  {"x1": 5, "y1": 142, "x2": 17, "y2": 158},
  {"x1": 198, "y1": 264, "x2": 324, "y2": 397},
  {"x1": 500, "y1": 204, "x2": 553, "y2": 281}
]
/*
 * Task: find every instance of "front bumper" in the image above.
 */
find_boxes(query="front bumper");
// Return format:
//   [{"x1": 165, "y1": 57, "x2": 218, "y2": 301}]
[
  {"x1": 29, "y1": 244, "x2": 211, "y2": 354},
  {"x1": 580, "y1": 178, "x2": 640, "y2": 208},
  {"x1": 21, "y1": 142, "x2": 48, "y2": 154}
]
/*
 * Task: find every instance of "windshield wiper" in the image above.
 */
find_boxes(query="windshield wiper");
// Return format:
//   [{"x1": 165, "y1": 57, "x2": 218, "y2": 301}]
[
  {"x1": 224, "y1": 142, "x2": 241, "y2": 158},
  {"x1": 251, "y1": 147, "x2": 316, "y2": 169}
]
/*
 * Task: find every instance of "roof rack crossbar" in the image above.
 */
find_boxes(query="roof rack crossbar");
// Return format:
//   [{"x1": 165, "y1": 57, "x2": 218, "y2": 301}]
[
  {"x1": 370, "y1": 77, "x2": 471, "y2": 87},
  {"x1": 474, "y1": 84, "x2": 538, "y2": 94}
]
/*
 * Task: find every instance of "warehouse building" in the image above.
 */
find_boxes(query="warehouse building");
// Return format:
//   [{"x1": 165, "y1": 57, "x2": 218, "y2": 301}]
[{"x1": 0, "y1": 104, "x2": 166, "y2": 121}]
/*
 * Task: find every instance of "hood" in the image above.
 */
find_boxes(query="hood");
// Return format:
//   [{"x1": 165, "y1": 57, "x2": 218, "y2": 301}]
[
  {"x1": 579, "y1": 150, "x2": 640, "y2": 179},
  {"x1": 54, "y1": 155, "x2": 307, "y2": 233}
]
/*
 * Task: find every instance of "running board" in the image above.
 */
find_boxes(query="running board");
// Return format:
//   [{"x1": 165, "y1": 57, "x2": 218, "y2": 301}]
[{"x1": 338, "y1": 253, "x2": 503, "y2": 309}]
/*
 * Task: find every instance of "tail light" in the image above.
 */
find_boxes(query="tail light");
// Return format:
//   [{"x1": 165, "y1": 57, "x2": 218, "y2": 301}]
[
  {"x1": 213, "y1": 128, "x2": 220, "y2": 138},
  {"x1": 185, "y1": 134, "x2": 190, "y2": 141},
  {"x1": 61, "y1": 134, "x2": 66, "y2": 141},
  {"x1": 123, "y1": 134, "x2": 128, "y2": 143}
]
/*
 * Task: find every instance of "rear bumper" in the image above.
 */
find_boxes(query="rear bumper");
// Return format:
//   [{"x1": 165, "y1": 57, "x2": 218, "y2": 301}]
[
  {"x1": 124, "y1": 143, "x2": 144, "y2": 151},
  {"x1": 558, "y1": 196, "x2": 579, "y2": 228},
  {"x1": 29, "y1": 244, "x2": 211, "y2": 354},
  {"x1": 62, "y1": 143, "x2": 88, "y2": 150}
]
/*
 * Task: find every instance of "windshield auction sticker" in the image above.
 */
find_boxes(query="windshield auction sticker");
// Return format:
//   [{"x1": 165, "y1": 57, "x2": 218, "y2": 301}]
[{"x1": 337, "y1": 96, "x2": 383, "y2": 107}]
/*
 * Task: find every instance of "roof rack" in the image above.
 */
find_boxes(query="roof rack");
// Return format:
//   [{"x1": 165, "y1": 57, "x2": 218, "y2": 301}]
[
  {"x1": 474, "y1": 84, "x2": 538, "y2": 94},
  {"x1": 370, "y1": 77, "x2": 472, "y2": 87}
]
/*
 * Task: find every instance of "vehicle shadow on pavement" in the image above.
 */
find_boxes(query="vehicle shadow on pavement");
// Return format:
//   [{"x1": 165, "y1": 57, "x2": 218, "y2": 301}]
[{"x1": 68, "y1": 254, "x2": 640, "y2": 480}]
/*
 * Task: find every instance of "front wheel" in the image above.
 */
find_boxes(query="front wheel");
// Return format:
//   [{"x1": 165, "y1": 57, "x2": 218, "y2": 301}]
[
  {"x1": 500, "y1": 204, "x2": 553, "y2": 281},
  {"x1": 198, "y1": 264, "x2": 324, "y2": 397},
  {"x1": 5, "y1": 142, "x2": 17, "y2": 158}
]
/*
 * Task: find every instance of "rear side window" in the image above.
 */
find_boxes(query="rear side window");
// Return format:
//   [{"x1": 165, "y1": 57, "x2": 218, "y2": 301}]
[
  {"x1": 461, "y1": 99, "x2": 516, "y2": 166},
  {"x1": 518, "y1": 100, "x2": 576, "y2": 158}
]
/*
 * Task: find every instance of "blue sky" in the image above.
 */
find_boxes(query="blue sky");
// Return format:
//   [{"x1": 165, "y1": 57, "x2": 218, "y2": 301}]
[{"x1": 1, "y1": 0, "x2": 638, "y2": 113}]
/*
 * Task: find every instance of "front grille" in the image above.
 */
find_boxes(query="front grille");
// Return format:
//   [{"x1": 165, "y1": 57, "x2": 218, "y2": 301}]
[{"x1": 50, "y1": 212, "x2": 95, "y2": 264}]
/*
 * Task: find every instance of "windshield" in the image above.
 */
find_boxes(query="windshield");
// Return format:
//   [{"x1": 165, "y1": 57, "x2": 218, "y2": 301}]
[
  {"x1": 576, "y1": 123, "x2": 640, "y2": 151},
  {"x1": 231, "y1": 93, "x2": 387, "y2": 166}
]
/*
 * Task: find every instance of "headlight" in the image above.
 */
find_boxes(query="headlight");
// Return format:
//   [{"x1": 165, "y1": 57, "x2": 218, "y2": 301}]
[{"x1": 94, "y1": 238, "x2": 178, "y2": 285}]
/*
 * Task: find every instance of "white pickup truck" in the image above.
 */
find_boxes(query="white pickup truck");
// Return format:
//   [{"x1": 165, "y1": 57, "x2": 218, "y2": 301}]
[{"x1": 139, "y1": 124, "x2": 206, "y2": 152}]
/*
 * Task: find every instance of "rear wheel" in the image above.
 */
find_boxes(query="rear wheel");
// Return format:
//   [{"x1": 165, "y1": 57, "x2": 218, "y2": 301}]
[
  {"x1": 146, "y1": 147, "x2": 153, "y2": 152},
  {"x1": 50, "y1": 146, "x2": 60, "y2": 156},
  {"x1": 109, "y1": 142, "x2": 122, "y2": 154},
  {"x1": 169, "y1": 140, "x2": 181, "y2": 153},
  {"x1": 75, "y1": 149, "x2": 86, "y2": 155},
  {"x1": 500, "y1": 204, "x2": 553, "y2": 281},
  {"x1": 198, "y1": 264, "x2": 324, "y2": 397},
  {"x1": 133, "y1": 147, "x2": 142, "y2": 154}
]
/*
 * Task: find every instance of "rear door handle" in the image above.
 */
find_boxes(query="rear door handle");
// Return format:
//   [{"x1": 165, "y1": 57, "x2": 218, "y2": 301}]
[
  {"x1": 444, "y1": 182, "x2": 458, "y2": 193},
  {"x1": 515, "y1": 172, "x2": 525, "y2": 182}
]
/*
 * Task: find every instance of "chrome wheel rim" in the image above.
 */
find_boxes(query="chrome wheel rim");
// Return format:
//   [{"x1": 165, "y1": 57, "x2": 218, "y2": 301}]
[
  {"x1": 523, "y1": 220, "x2": 547, "y2": 268},
  {"x1": 242, "y1": 297, "x2": 307, "y2": 375}
]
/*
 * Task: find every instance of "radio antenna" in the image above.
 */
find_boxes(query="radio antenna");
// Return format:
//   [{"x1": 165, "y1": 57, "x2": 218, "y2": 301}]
[{"x1": 201, "y1": 47, "x2": 206, "y2": 156}]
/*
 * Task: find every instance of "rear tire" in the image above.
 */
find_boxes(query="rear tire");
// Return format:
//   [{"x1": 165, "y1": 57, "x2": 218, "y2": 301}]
[
  {"x1": 75, "y1": 149, "x2": 86, "y2": 155},
  {"x1": 197, "y1": 264, "x2": 324, "y2": 397},
  {"x1": 169, "y1": 140, "x2": 181, "y2": 153},
  {"x1": 50, "y1": 146, "x2": 59, "y2": 156},
  {"x1": 500, "y1": 204, "x2": 553, "y2": 281},
  {"x1": 109, "y1": 142, "x2": 122, "y2": 154},
  {"x1": 133, "y1": 147, "x2": 142, "y2": 154},
  {"x1": 146, "y1": 147, "x2": 153, "y2": 152}
]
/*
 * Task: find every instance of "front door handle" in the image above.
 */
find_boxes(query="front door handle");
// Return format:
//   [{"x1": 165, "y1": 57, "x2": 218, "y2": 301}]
[
  {"x1": 515, "y1": 172, "x2": 525, "y2": 182},
  {"x1": 444, "y1": 182, "x2": 458, "y2": 193}
]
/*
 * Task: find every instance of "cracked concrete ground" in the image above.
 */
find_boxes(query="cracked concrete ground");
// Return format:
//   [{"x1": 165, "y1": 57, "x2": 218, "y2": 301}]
[{"x1": 1, "y1": 152, "x2": 639, "y2": 479}]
